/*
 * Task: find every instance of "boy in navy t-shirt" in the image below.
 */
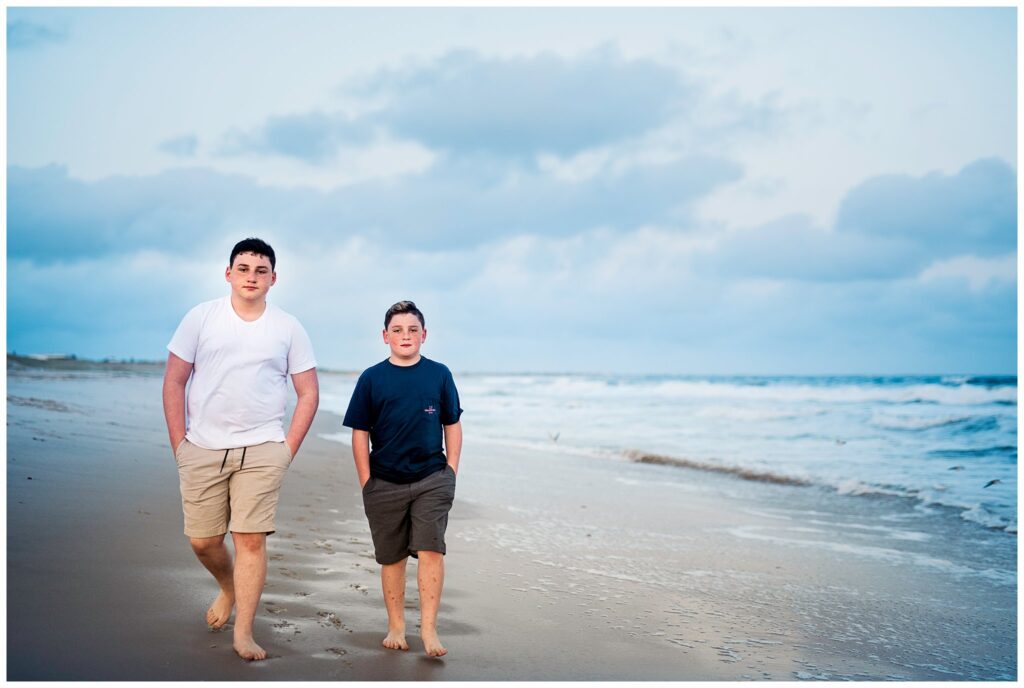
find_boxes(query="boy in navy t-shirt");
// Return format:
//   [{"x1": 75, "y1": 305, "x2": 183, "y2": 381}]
[{"x1": 343, "y1": 300, "x2": 463, "y2": 658}]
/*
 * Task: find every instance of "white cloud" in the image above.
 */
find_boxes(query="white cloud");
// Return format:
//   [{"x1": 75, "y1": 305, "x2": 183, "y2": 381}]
[
  {"x1": 917, "y1": 254, "x2": 1017, "y2": 293},
  {"x1": 204, "y1": 135, "x2": 437, "y2": 191},
  {"x1": 6, "y1": 7, "x2": 1016, "y2": 374}
]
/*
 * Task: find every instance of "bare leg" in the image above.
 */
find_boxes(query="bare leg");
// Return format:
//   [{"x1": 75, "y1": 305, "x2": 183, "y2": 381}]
[
  {"x1": 189, "y1": 535, "x2": 235, "y2": 629},
  {"x1": 231, "y1": 531, "x2": 268, "y2": 661},
  {"x1": 417, "y1": 551, "x2": 447, "y2": 657},
  {"x1": 381, "y1": 558, "x2": 410, "y2": 650}
]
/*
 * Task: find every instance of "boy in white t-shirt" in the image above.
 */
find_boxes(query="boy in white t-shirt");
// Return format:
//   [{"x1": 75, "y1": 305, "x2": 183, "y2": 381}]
[{"x1": 162, "y1": 238, "x2": 319, "y2": 661}]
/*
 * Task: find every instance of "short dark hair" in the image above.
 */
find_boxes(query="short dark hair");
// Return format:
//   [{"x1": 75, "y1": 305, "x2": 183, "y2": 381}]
[
  {"x1": 384, "y1": 301, "x2": 425, "y2": 329},
  {"x1": 230, "y1": 237, "x2": 276, "y2": 270}
]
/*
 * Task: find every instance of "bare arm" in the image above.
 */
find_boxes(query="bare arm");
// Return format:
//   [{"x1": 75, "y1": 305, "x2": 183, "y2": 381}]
[
  {"x1": 162, "y1": 352, "x2": 193, "y2": 453},
  {"x1": 444, "y1": 421, "x2": 462, "y2": 475},
  {"x1": 352, "y1": 429, "x2": 371, "y2": 488},
  {"x1": 286, "y1": 368, "x2": 319, "y2": 458}
]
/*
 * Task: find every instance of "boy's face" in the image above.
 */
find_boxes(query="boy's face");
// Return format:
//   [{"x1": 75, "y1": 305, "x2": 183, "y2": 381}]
[
  {"x1": 226, "y1": 251, "x2": 276, "y2": 302},
  {"x1": 383, "y1": 313, "x2": 427, "y2": 362}
]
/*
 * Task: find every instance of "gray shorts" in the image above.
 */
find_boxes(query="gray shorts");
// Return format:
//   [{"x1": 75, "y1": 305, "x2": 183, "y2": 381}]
[{"x1": 361, "y1": 465, "x2": 457, "y2": 565}]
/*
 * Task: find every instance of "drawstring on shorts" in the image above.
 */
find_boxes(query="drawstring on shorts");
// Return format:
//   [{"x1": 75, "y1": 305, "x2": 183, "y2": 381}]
[{"x1": 218, "y1": 447, "x2": 249, "y2": 473}]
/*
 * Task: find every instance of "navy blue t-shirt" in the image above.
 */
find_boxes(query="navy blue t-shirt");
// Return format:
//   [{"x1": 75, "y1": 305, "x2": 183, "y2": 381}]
[{"x1": 342, "y1": 357, "x2": 463, "y2": 484}]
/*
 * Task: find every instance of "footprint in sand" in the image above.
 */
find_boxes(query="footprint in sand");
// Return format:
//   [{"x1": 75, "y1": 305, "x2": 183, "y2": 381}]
[
  {"x1": 271, "y1": 620, "x2": 300, "y2": 635},
  {"x1": 319, "y1": 648, "x2": 354, "y2": 669},
  {"x1": 317, "y1": 611, "x2": 343, "y2": 629},
  {"x1": 314, "y1": 539, "x2": 336, "y2": 553}
]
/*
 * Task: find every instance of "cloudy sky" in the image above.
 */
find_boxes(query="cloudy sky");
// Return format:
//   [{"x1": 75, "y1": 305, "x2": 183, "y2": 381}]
[{"x1": 6, "y1": 6, "x2": 1017, "y2": 374}]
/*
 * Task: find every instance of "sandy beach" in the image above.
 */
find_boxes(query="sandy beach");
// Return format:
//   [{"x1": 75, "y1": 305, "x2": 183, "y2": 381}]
[{"x1": 6, "y1": 361, "x2": 1017, "y2": 680}]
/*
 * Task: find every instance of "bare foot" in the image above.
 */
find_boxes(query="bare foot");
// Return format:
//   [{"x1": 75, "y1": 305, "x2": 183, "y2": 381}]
[
  {"x1": 206, "y1": 590, "x2": 235, "y2": 629},
  {"x1": 421, "y1": 630, "x2": 447, "y2": 658},
  {"x1": 382, "y1": 627, "x2": 409, "y2": 651},
  {"x1": 233, "y1": 635, "x2": 267, "y2": 661}
]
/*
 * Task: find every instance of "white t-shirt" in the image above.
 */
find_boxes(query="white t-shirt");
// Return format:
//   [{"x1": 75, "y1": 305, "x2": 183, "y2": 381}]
[{"x1": 167, "y1": 296, "x2": 317, "y2": 450}]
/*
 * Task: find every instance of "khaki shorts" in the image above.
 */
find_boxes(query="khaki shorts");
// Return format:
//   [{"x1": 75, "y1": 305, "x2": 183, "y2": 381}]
[{"x1": 175, "y1": 439, "x2": 293, "y2": 538}]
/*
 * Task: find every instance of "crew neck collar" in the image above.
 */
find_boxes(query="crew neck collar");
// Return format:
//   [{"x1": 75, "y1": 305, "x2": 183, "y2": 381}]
[
  {"x1": 227, "y1": 295, "x2": 269, "y2": 323},
  {"x1": 386, "y1": 355, "x2": 424, "y2": 369}
]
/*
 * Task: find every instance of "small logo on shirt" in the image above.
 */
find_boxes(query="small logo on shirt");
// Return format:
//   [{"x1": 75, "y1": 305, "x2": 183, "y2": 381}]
[{"x1": 424, "y1": 405, "x2": 437, "y2": 415}]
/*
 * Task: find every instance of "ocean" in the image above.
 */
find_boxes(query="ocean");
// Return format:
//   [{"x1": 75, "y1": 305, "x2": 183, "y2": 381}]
[
  {"x1": 8, "y1": 358, "x2": 1017, "y2": 678},
  {"x1": 321, "y1": 371, "x2": 1017, "y2": 534}
]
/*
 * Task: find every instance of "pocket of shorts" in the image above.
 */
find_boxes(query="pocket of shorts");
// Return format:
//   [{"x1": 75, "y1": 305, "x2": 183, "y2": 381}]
[
  {"x1": 281, "y1": 441, "x2": 294, "y2": 463},
  {"x1": 361, "y1": 477, "x2": 374, "y2": 494},
  {"x1": 174, "y1": 438, "x2": 188, "y2": 464}
]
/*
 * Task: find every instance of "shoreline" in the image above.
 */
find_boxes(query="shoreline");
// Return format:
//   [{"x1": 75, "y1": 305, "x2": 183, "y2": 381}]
[
  {"x1": 6, "y1": 367, "x2": 1017, "y2": 680},
  {"x1": 6, "y1": 374, "x2": 726, "y2": 680}
]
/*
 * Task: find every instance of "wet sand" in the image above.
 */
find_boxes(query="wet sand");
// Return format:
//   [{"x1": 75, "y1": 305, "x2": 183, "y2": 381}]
[
  {"x1": 7, "y1": 369, "x2": 723, "y2": 680},
  {"x1": 6, "y1": 364, "x2": 1017, "y2": 680}
]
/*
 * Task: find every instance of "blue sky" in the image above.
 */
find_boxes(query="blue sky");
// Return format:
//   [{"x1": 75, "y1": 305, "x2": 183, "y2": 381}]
[{"x1": 6, "y1": 7, "x2": 1017, "y2": 374}]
